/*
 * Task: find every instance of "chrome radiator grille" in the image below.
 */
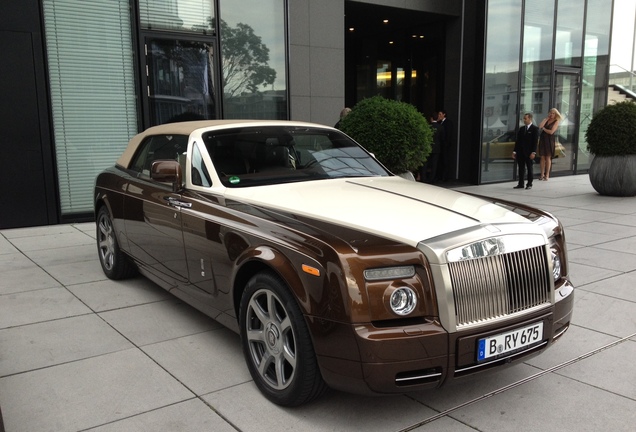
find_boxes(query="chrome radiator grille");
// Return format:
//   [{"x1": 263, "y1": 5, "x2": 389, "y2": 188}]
[{"x1": 448, "y1": 245, "x2": 551, "y2": 327}]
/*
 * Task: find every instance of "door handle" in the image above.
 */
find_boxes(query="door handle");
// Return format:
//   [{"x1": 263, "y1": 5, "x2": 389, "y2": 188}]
[{"x1": 165, "y1": 196, "x2": 192, "y2": 208}]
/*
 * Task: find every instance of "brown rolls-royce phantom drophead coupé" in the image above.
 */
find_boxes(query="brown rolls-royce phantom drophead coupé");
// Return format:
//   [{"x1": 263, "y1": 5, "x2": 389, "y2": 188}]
[{"x1": 94, "y1": 120, "x2": 574, "y2": 406}]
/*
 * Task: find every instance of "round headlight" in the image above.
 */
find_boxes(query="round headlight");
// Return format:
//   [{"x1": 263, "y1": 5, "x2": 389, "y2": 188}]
[
  {"x1": 389, "y1": 287, "x2": 417, "y2": 315},
  {"x1": 551, "y1": 249, "x2": 562, "y2": 281}
]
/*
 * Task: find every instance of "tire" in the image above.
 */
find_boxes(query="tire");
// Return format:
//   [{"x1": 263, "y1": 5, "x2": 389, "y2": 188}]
[
  {"x1": 96, "y1": 206, "x2": 136, "y2": 280},
  {"x1": 239, "y1": 271, "x2": 327, "y2": 406}
]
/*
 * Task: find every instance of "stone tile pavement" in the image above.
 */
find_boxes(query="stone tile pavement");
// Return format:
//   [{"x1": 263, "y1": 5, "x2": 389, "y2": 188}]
[{"x1": 1, "y1": 174, "x2": 635, "y2": 431}]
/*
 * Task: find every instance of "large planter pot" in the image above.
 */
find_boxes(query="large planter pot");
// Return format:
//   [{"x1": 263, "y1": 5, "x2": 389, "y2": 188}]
[{"x1": 589, "y1": 154, "x2": 636, "y2": 196}]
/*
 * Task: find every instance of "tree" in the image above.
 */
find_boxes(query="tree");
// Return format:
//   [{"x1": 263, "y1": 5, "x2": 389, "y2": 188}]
[{"x1": 218, "y1": 20, "x2": 277, "y2": 97}]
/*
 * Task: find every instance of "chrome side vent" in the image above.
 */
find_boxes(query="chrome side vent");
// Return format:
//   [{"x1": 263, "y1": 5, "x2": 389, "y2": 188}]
[{"x1": 449, "y1": 245, "x2": 550, "y2": 327}]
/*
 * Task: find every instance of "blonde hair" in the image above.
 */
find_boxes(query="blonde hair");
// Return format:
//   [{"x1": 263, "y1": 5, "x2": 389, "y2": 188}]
[{"x1": 549, "y1": 108, "x2": 563, "y2": 121}]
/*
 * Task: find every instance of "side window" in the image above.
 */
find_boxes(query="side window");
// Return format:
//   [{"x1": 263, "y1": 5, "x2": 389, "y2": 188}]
[
  {"x1": 130, "y1": 134, "x2": 189, "y2": 178},
  {"x1": 191, "y1": 142, "x2": 212, "y2": 187}
]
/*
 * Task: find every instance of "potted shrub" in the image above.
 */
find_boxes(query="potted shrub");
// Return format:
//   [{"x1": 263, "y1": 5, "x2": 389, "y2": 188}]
[
  {"x1": 586, "y1": 100, "x2": 636, "y2": 196},
  {"x1": 338, "y1": 96, "x2": 432, "y2": 179}
]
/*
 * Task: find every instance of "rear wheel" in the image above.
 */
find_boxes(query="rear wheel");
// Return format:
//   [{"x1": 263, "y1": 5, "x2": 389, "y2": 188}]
[
  {"x1": 96, "y1": 206, "x2": 136, "y2": 280},
  {"x1": 239, "y1": 271, "x2": 327, "y2": 406}
]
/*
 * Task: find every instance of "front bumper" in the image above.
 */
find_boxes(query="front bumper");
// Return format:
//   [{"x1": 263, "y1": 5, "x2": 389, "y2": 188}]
[{"x1": 311, "y1": 278, "x2": 574, "y2": 395}]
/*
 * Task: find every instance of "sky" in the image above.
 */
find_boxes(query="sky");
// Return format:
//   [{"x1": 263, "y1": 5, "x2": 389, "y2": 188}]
[{"x1": 610, "y1": 0, "x2": 636, "y2": 72}]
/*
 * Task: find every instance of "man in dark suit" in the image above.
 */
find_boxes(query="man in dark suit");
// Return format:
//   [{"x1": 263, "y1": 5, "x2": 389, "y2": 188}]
[
  {"x1": 419, "y1": 113, "x2": 442, "y2": 183},
  {"x1": 437, "y1": 109, "x2": 451, "y2": 181},
  {"x1": 512, "y1": 113, "x2": 539, "y2": 190}
]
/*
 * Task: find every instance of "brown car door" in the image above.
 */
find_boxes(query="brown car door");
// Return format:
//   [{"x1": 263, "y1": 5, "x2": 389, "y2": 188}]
[
  {"x1": 179, "y1": 191, "x2": 239, "y2": 297},
  {"x1": 123, "y1": 134, "x2": 190, "y2": 284}
]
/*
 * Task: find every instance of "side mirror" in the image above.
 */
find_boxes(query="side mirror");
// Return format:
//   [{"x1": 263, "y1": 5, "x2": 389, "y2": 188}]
[{"x1": 151, "y1": 160, "x2": 183, "y2": 192}]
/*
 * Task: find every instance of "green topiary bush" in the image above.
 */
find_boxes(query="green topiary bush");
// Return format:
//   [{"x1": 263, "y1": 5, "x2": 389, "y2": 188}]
[
  {"x1": 338, "y1": 96, "x2": 432, "y2": 174},
  {"x1": 586, "y1": 100, "x2": 636, "y2": 156}
]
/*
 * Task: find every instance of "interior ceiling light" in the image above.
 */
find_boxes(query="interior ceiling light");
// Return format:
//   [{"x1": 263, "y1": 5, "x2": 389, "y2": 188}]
[
  {"x1": 383, "y1": 19, "x2": 389, "y2": 23},
  {"x1": 349, "y1": 27, "x2": 355, "y2": 32}
]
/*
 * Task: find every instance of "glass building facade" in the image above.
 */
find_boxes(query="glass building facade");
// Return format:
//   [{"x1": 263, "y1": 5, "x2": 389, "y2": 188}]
[{"x1": 481, "y1": 0, "x2": 612, "y2": 183}]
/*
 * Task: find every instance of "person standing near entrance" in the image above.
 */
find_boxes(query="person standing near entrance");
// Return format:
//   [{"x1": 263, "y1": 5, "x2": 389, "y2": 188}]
[
  {"x1": 334, "y1": 107, "x2": 351, "y2": 129},
  {"x1": 537, "y1": 108, "x2": 562, "y2": 180},
  {"x1": 512, "y1": 113, "x2": 539, "y2": 189},
  {"x1": 419, "y1": 113, "x2": 442, "y2": 183},
  {"x1": 437, "y1": 109, "x2": 452, "y2": 181}
]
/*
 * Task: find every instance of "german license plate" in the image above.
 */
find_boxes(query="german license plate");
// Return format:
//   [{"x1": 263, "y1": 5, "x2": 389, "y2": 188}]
[{"x1": 477, "y1": 322, "x2": 543, "y2": 361}]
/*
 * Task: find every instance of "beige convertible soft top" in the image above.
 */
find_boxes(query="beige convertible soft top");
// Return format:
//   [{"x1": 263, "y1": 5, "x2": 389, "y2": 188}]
[{"x1": 116, "y1": 119, "x2": 326, "y2": 168}]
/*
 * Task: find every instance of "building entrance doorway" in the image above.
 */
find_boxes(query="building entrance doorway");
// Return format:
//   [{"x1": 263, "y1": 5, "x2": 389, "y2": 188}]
[{"x1": 343, "y1": 3, "x2": 447, "y2": 114}]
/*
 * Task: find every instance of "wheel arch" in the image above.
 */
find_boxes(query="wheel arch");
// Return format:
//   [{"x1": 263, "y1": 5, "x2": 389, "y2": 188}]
[
  {"x1": 94, "y1": 189, "x2": 110, "y2": 217},
  {"x1": 94, "y1": 183, "x2": 129, "y2": 255},
  {"x1": 232, "y1": 245, "x2": 316, "y2": 324}
]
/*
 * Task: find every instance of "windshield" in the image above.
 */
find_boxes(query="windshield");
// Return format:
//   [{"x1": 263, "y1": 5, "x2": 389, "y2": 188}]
[{"x1": 201, "y1": 126, "x2": 390, "y2": 187}]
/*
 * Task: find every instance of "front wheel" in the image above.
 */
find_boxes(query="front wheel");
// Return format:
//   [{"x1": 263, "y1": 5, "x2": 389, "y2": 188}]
[
  {"x1": 96, "y1": 206, "x2": 136, "y2": 280},
  {"x1": 239, "y1": 271, "x2": 327, "y2": 406}
]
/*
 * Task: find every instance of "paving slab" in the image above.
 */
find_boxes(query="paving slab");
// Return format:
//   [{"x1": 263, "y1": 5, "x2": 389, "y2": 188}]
[
  {"x1": 0, "y1": 314, "x2": 132, "y2": 376},
  {"x1": 549, "y1": 207, "x2": 624, "y2": 223},
  {"x1": 25, "y1": 244, "x2": 96, "y2": 267},
  {"x1": 98, "y1": 298, "x2": 221, "y2": 346},
  {"x1": 605, "y1": 213, "x2": 636, "y2": 227},
  {"x1": 567, "y1": 221, "x2": 636, "y2": 237},
  {"x1": 85, "y1": 399, "x2": 237, "y2": 432},
  {"x1": 578, "y1": 271, "x2": 636, "y2": 302},
  {"x1": 0, "y1": 236, "x2": 18, "y2": 255},
  {"x1": 0, "y1": 287, "x2": 91, "y2": 329},
  {"x1": 525, "y1": 324, "x2": 619, "y2": 371},
  {"x1": 555, "y1": 338, "x2": 636, "y2": 400},
  {"x1": 142, "y1": 328, "x2": 251, "y2": 395},
  {"x1": 0, "y1": 263, "x2": 62, "y2": 295},
  {"x1": 409, "y1": 363, "x2": 539, "y2": 412},
  {"x1": 571, "y1": 290, "x2": 636, "y2": 337},
  {"x1": 6, "y1": 231, "x2": 94, "y2": 252},
  {"x1": 595, "y1": 235, "x2": 636, "y2": 255},
  {"x1": 66, "y1": 277, "x2": 171, "y2": 312},
  {"x1": 0, "y1": 225, "x2": 79, "y2": 239},
  {"x1": 566, "y1": 261, "x2": 621, "y2": 287},
  {"x1": 567, "y1": 246, "x2": 636, "y2": 272},
  {"x1": 0, "y1": 252, "x2": 34, "y2": 272},
  {"x1": 42, "y1": 258, "x2": 107, "y2": 286},
  {"x1": 203, "y1": 384, "x2": 441, "y2": 432},
  {"x1": 0, "y1": 349, "x2": 193, "y2": 432},
  {"x1": 444, "y1": 373, "x2": 636, "y2": 432}
]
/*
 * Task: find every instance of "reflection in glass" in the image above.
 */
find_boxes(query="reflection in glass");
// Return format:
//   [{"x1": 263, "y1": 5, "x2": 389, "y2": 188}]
[
  {"x1": 201, "y1": 127, "x2": 389, "y2": 188},
  {"x1": 551, "y1": 73, "x2": 579, "y2": 175},
  {"x1": 147, "y1": 39, "x2": 216, "y2": 125},
  {"x1": 555, "y1": 0, "x2": 584, "y2": 67},
  {"x1": 481, "y1": 0, "x2": 522, "y2": 183},
  {"x1": 579, "y1": 0, "x2": 612, "y2": 172},
  {"x1": 521, "y1": 1, "x2": 554, "y2": 123},
  {"x1": 220, "y1": 0, "x2": 287, "y2": 119},
  {"x1": 139, "y1": 0, "x2": 214, "y2": 34},
  {"x1": 376, "y1": 62, "x2": 392, "y2": 99}
]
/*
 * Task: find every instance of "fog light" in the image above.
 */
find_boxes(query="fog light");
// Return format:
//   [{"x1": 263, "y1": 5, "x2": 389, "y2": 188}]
[{"x1": 390, "y1": 287, "x2": 417, "y2": 315}]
